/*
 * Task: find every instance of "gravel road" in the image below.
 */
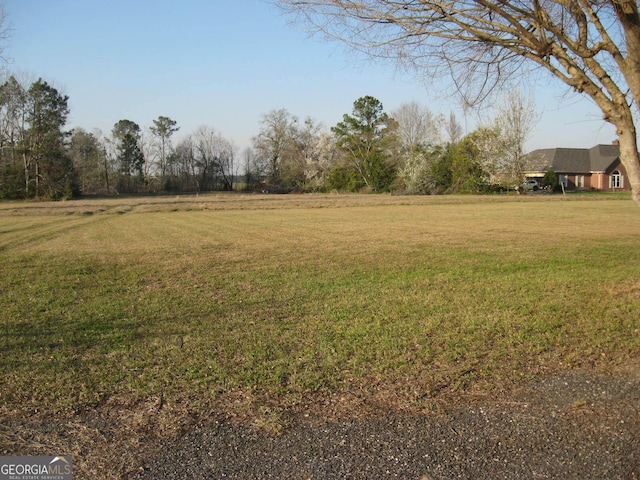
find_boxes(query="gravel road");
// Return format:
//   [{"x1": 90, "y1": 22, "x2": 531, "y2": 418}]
[{"x1": 135, "y1": 368, "x2": 640, "y2": 479}]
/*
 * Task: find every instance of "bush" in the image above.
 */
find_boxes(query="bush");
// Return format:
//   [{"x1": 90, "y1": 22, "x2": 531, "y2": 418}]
[
  {"x1": 0, "y1": 164, "x2": 26, "y2": 199},
  {"x1": 326, "y1": 165, "x2": 360, "y2": 192},
  {"x1": 541, "y1": 170, "x2": 559, "y2": 190}
]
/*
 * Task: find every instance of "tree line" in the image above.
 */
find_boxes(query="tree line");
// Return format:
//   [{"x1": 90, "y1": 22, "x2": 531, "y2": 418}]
[
  {"x1": 275, "y1": 0, "x2": 640, "y2": 205},
  {"x1": 0, "y1": 74, "x2": 538, "y2": 200}
]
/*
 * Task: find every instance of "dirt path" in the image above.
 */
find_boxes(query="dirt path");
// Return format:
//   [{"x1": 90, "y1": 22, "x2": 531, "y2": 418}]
[
  {"x1": 2, "y1": 367, "x2": 639, "y2": 479},
  {"x1": 134, "y1": 368, "x2": 640, "y2": 480}
]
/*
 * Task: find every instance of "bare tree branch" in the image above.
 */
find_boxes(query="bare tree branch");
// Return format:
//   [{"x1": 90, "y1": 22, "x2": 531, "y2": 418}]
[{"x1": 276, "y1": 0, "x2": 640, "y2": 205}]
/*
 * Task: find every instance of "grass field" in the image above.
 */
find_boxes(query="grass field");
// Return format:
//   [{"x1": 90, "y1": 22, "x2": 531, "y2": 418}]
[{"x1": 1, "y1": 193, "x2": 639, "y2": 429}]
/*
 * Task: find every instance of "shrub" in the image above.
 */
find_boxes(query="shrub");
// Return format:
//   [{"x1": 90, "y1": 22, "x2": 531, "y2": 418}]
[{"x1": 541, "y1": 170, "x2": 559, "y2": 190}]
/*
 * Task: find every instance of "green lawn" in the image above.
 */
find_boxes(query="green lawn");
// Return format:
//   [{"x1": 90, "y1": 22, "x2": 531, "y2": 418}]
[{"x1": 1, "y1": 193, "x2": 639, "y2": 422}]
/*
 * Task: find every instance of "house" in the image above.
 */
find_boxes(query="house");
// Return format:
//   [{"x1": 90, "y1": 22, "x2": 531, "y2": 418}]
[{"x1": 524, "y1": 142, "x2": 631, "y2": 191}]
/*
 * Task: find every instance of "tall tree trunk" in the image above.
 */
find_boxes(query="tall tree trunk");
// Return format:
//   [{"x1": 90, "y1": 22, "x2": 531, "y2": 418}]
[
  {"x1": 23, "y1": 152, "x2": 29, "y2": 197},
  {"x1": 615, "y1": 120, "x2": 640, "y2": 205},
  {"x1": 103, "y1": 156, "x2": 110, "y2": 195},
  {"x1": 35, "y1": 160, "x2": 39, "y2": 199}
]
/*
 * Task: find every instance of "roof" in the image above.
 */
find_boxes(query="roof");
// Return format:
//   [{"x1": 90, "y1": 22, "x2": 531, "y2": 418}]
[
  {"x1": 526, "y1": 144, "x2": 620, "y2": 174},
  {"x1": 589, "y1": 144, "x2": 620, "y2": 171}
]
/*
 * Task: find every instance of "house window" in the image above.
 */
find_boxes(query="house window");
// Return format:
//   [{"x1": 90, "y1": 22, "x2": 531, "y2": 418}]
[
  {"x1": 559, "y1": 174, "x2": 568, "y2": 187},
  {"x1": 611, "y1": 170, "x2": 623, "y2": 189},
  {"x1": 575, "y1": 175, "x2": 584, "y2": 188}
]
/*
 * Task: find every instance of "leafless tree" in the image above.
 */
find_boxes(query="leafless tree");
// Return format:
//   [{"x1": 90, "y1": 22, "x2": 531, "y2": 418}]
[
  {"x1": 172, "y1": 135, "x2": 198, "y2": 190},
  {"x1": 0, "y1": 6, "x2": 11, "y2": 66},
  {"x1": 253, "y1": 108, "x2": 298, "y2": 185},
  {"x1": 193, "y1": 126, "x2": 236, "y2": 191},
  {"x1": 150, "y1": 116, "x2": 179, "y2": 178},
  {"x1": 91, "y1": 128, "x2": 112, "y2": 194},
  {"x1": 242, "y1": 147, "x2": 262, "y2": 190},
  {"x1": 139, "y1": 130, "x2": 155, "y2": 181},
  {"x1": 492, "y1": 90, "x2": 541, "y2": 183},
  {"x1": 0, "y1": 73, "x2": 34, "y2": 196},
  {"x1": 212, "y1": 135, "x2": 237, "y2": 191},
  {"x1": 277, "y1": 0, "x2": 640, "y2": 205},
  {"x1": 444, "y1": 111, "x2": 465, "y2": 145},
  {"x1": 482, "y1": 89, "x2": 540, "y2": 185},
  {"x1": 393, "y1": 101, "x2": 442, "y2": 149},
  {"x1": 0, "y1": 75, "x2": 26, "y2": 166},
  {"x1": 392, "y1": 101, "x2": 442, "y2": 192},
  {"x1": 288, "y1": 116, "x2": 326, "y2": 189}
]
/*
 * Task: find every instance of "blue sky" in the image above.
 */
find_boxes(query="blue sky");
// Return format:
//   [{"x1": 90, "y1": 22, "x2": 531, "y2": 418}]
[{"x1": 3, "y1": 0, "x2": 616, "y2": 152}]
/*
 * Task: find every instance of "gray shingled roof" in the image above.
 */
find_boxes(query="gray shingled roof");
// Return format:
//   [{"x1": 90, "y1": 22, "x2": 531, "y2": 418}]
[
  {"x1": 589, "y1": 144, "x2": 620, "y2": 171},
  {"x1": 526, "y1": 144, "x2": 620, "y2": 174}
]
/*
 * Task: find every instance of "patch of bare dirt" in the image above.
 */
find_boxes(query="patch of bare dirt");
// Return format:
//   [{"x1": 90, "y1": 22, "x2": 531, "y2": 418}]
[{"x1": 1, "y1": 365, "x2": 639, "y2": 479}]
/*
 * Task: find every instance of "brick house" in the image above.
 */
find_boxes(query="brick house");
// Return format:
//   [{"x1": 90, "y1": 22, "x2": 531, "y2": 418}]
[{"x1": 525, "y1": 143, "x2": 631, "y2": 191}]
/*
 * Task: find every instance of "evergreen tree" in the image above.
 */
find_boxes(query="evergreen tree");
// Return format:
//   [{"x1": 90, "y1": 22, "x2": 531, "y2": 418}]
[
  {"x1": 24, "y1": 79, "x2": 76, "y2": 199},
  {"x1": 112, "y1": 119, "x2": 144, "y2": 191},
  {"x1": 331, "y1": 96, "x2": 399, "y2": 192}
]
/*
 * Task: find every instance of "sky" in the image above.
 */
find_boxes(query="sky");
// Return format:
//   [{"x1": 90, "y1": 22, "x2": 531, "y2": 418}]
[{"x1": 2, "y1": 0, "x2": 618, "y2": 152}]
